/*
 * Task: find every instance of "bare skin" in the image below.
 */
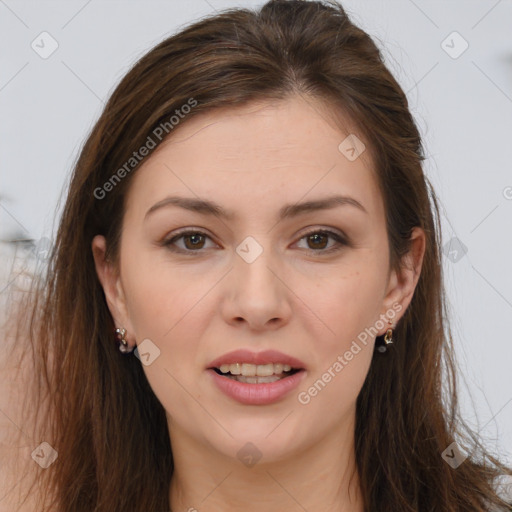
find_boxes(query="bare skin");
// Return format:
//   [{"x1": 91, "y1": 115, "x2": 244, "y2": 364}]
[{"x1": 93, "y1": 94, "x2": 425, "y2": 511}]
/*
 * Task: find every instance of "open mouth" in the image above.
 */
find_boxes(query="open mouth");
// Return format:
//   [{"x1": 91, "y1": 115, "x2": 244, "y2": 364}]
[
  {"x1": 207, "y1": 359, "x2": 308, "y2": 404},
  {"x1": 211, "y1": 366, "x2": 302, "y2": 384}
]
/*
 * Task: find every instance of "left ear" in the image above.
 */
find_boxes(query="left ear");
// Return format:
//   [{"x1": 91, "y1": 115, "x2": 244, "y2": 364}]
[
  {"x1": 91, "y1": 234, "x2": 137, "y2": 347},
  {"x1": 377, "y1": 227, "x2": 426, "y2": 335}
]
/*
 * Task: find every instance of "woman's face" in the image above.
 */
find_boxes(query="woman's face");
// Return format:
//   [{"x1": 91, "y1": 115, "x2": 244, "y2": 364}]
[{"x1": 93, "y1": 95, "x2": 422, "y2": 465}]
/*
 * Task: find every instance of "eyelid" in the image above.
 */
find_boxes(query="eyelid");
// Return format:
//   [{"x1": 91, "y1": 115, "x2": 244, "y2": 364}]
[
  {"x1": 295, "y1": 227, "x2": 349, "y2": 253},
  {"x1": 298, "y1": 226, "x2": 348, "y2": 241},
  {"x1": 160, "y1": 226, "x2": 349, "y2": 254},
  {"x1": 161, "y1": 227, "x2": 219, "y2": 252}
]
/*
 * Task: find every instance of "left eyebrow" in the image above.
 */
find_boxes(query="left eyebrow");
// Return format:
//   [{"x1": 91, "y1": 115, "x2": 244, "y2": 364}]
[{"x1": 144, "y1": 194, "x2": 368, "y2": 222}]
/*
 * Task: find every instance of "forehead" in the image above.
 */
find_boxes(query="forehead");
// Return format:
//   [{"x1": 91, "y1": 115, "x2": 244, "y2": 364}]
[
  {"x1": 153, "y1": 96, "x2": 370, "y2": 163},
  {"x1": 125, "y1": 95, "x2": 382, "y2": 222}
]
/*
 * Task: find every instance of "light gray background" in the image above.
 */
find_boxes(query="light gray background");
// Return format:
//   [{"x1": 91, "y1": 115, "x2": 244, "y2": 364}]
[{"x1": 1, "y1": 0, "x2": 511, "y2": 461}]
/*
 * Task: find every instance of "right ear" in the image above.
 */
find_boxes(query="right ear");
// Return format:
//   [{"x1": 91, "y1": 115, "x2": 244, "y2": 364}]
[{"x1": 91, "y1": 235, "x2": 136, "y2": 346}]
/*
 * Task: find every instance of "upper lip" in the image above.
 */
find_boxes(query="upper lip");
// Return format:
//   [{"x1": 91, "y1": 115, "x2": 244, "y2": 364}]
[{"x1": 207, "y1": 349, "x2": 306, "y2": 369}]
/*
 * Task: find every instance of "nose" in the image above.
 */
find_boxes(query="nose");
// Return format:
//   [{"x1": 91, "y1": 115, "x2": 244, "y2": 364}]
[{"x1": 220, "y1": 245, "x2": 292, "y2": 332}]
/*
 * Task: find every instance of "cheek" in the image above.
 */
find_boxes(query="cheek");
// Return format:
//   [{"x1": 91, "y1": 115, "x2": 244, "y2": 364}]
[
  {"x1": 297, "y1": 265, "x2": 382, "y2": 413},
  {"x1": 120, "y1": 245, "x2": 204, "y2": 336},
  {"x1": 298, "y1": 345, "x2": 372, "y2": 423},
  {"x1": 310, "y1": 257, "x2": 387, "y2": 346},
  {"x1": 120, "y1": 250, "x2": 218, "y2": 396},
  {"x1": 119, "y1": 254, "x2": 209, "y2": 414}
]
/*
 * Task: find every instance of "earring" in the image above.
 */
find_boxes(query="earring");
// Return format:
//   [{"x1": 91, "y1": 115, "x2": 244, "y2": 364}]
[
  {"x1": 376, "y1": 319, "x2": 394, "y2": 353},
  {"x1": 115, "y1": 327, "x2": 134, "y2": 354}
]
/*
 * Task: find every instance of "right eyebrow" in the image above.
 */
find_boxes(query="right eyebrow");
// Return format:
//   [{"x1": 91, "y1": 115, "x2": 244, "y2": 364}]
[{"x1": 144, "y1": 194, "x2": 368, "y2": 222}]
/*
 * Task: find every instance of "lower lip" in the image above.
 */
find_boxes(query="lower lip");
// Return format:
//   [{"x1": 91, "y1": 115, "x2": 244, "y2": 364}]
[{"x1": 207, "y1": 368, "x2": 307, "y2": 405}]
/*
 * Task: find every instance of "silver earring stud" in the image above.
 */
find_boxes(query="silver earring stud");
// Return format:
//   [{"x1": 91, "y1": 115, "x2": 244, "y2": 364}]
[
  {"x1": 115, "y1": 327, "x2": 134, "y2": 354},
  {"x1": 376, "y1": 319, "x2": 394, "y2": 353}
]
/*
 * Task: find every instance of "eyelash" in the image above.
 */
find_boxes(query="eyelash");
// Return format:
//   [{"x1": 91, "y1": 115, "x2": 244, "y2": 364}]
[{"x1": 160, "y1": 228, "x2": 349, "y2": 256}]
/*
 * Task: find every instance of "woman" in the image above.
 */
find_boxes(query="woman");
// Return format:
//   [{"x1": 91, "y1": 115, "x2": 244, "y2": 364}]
[{"x1": 2, "y1": 0, "x2": 511, "y2": 510}]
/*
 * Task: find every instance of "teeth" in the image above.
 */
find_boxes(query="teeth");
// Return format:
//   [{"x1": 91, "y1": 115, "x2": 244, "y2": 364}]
[
  {"x1": 242, "y1": 363, "x2": 256, "y2": 376},
  {"x1": 231, "y1": 375, "x2": 282, "y2": 383},
  {"x1": 217, "y1": 363, "x2": 294, "y2": 376}
]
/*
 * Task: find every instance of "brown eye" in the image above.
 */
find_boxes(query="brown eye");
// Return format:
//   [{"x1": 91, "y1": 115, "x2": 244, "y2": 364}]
[
  {"x1": 161, "y1": 230, "x2": 215, "y2": 253},
  {"x1": 296, "y1": 229, "x2": 348, "y2": 254},
  {"x1": 183, "y1": 233, "x2": 206, "y2": 250},
  {"x1": 306, "y1": 232, "x2": 329, "y2": 250},
  {"x1": 161, "y1": 228, "x2": 348, "y2": 256}
]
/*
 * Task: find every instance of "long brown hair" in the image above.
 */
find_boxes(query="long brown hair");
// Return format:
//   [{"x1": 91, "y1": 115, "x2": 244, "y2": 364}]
[{"x1": 6, "y1": 1, "x2": 511, "y2": 510}]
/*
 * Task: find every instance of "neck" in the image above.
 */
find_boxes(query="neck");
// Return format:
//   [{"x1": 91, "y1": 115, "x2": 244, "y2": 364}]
[{"x1": 168, "y1": 415, "x2": 364, "y2": 512}]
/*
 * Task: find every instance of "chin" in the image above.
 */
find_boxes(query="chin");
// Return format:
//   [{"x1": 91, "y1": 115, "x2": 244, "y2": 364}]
[{"x1": 213, "y1": 422, "x2": 305, "y2": 462}]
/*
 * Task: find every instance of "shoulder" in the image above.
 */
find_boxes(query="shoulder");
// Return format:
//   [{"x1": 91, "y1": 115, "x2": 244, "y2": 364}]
[
  {"x1": 0, "y1": 241, "x2": 39, "y2": 349},
  {"x1": 0, "y1": 242, "x2": 52, "y2": 512}
]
